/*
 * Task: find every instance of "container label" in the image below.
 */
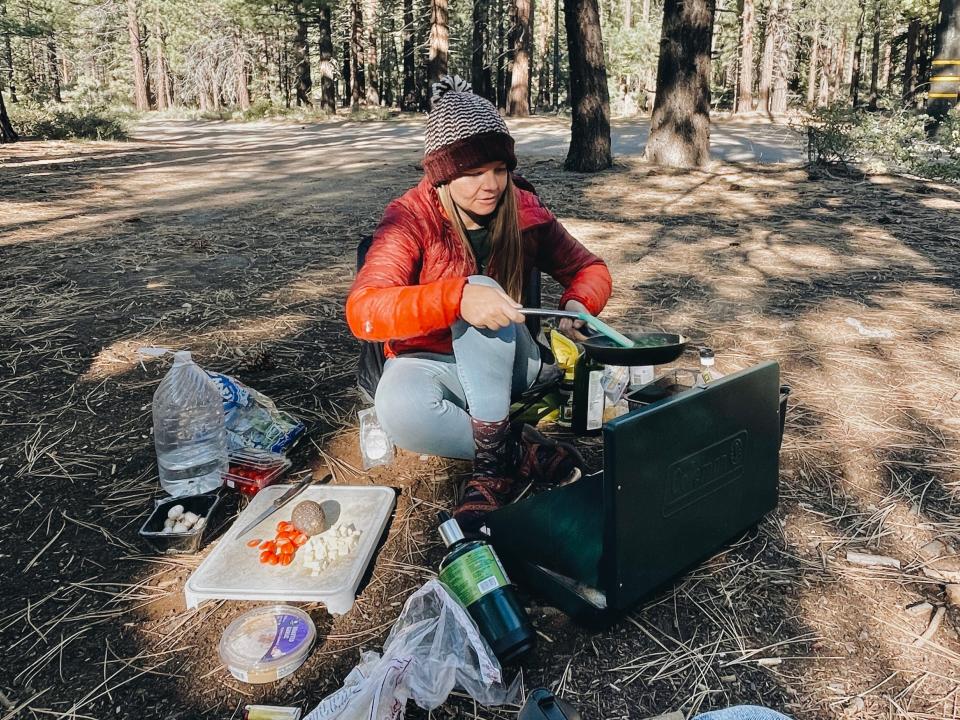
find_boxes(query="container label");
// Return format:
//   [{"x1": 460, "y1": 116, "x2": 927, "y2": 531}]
[
  {"x1": 439, "y1": 546, "x2": 510, "y2": 606},
  {"x1": 587, "y1": 370, "x2": 604, "y2": 430},
  {"x1": 263, "y1": 614, "x2": 310, "y2": 662}
]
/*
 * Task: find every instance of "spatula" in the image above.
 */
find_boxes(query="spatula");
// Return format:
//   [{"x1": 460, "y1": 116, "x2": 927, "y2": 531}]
[{"x1": 519, "y1": 308, "x2": 634, "y2": 348}]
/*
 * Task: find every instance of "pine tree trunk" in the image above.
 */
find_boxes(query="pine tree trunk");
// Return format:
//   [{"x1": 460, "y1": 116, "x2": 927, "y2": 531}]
[
  {"x1": 757, "y1": 0, "x2": 776, "y2": 113},
  {"x1": 497, "y1": 0, "x2": 507, "y2": 107},
  {"x1": 833, "y1": 30, "x2": 846, "y2": 96},
  {"x1": 153, "y1": 25, "x2": 171, "y2": 110},
  {"x1": 383, "y1": 14, "x2": 396, "y2": 105},
  {"x1": 364, "y1": 0, "x2": 380, "y2": 104},
  {"x1": 624, "y1": 0, "x2": 633, "y2": 27},
  {"x1": 236, "y1": 35, "x2": 251, "y2": 110},
  {"x1": 317, "y1": 5, "x2": 336, "y2": 111},
  {"x1": 867, "y1": 0, "x2": 880, "y2": 109},
  {"x1": 46, "y1": 41, "x2": 62, "y2": 102},
  {"x1": 343, "y1": 39, "x2": 352, "y2": 107},
  {"x1": 402, "y1": 0, "x2": 416, "y2": 108},
  {"x1": 929, "y1": 0, "x2": 960, "y2": 120},
  {"x1": 553, "y1": 0, "x2": 561, "y2": 107},
  {"x1": 535, "y1": 0, "x2": 551, "y2": 108},
  {"x1": 142, "y1": 25, "x2": 155, "y2": 107},
  {"x1": 817, "y1": 40, "x2": 830, "y2": 105},
  {"x1": 564, "y1": 0, "x2": 611, "y2": 170},
  {"x1": 916, "y1": 26, "x2": 933, "y2": 108},
  {"x1": 806, "y1": 19, "x2": 819, "y2": 107},
  {"x1": 1, "y1": 1, "x2": 15, "y2": 103},
  {"x1": 645, "y1": 0, "x2": 714, "y2": 167},
  {"x1": 127, "y1": 0, "x2": 150, "y2": 110},
  {"x1": 882, "y1": 41, "x2": 891, "y2": 90},
  {"x1": 769, "y1": 0, "x2": 792, "y2": 113},
  {"x1": 428, "y1": 0, "x2": 449, "y2": 82},
  {"x1": 903, "y1": 18, "x2": 919, "y2": 102},
  {"x1": 850, "y1": 0, "x2": 865, "y2": 105},
  {"x1": 293, "y1": 3, "x2": 312, "y2": 106},
  {"x1": 472, "y1": 0, "x2": 494, "y2": 100},
  {"x1": 351, "y1": 0, "x2": 364, "y2": 107},
  {"x1": 508, "y1": 0, "x2": 532, "y2": 115},
  {"x1": 0, "y1": 87, "x2": 16, "y2": 142},
  {"x1": 736, "y1": 0, "x2": 755, "y2": 113}
]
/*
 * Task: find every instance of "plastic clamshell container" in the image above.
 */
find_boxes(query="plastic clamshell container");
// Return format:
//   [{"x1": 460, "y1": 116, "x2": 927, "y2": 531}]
[
  {"x1": 219, "y1": 605, "x2": 315, "y2": 684},
  {"x1": 139, "y1": 491, "x2": 223, "y2": 554},
  {"x1": 224, "y1": 449, "x2": 291, "y2": 496},
  {"x1": 184, "y1": 484, "x2": 395, "y2": 614}
]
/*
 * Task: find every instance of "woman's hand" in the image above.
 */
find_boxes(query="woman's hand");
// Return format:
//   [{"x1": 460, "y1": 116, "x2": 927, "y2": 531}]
[
  {"x1": 460, "y1": 284, "x2": 525, "y2": 330},
  {"x1": 559, "y1": 300, "x2": 591, "y2": 342}
]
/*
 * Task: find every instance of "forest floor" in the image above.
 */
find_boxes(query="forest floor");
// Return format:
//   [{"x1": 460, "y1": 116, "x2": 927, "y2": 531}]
[{"x1": 2, "y1": 116, "x2": 960, "y2": 720}]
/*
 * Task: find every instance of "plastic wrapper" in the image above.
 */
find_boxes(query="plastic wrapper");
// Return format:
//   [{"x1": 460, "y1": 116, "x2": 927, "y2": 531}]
[
  {"x1": 303, "y1": 581, "x2": 518, "y2": 720},
  {"x1": 205, "y1": 371, "x2": 305, "y2": 453},
  {"x1": 600, "y1": 365, "x2": 630, "y2": 404},
  {"x1": 359, "y1": 407, "x2": 394, "y2": 470}
]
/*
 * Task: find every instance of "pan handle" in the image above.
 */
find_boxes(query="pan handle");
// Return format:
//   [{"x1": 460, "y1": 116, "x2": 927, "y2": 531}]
[{"x1": 518, "y1": 308, "x2": 581, "y2": 320}]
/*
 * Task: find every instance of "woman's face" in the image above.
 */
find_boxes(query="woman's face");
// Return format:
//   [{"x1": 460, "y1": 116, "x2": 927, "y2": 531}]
[{"x1": 448, "y1": 161, "x2": 509, "y2": 219}]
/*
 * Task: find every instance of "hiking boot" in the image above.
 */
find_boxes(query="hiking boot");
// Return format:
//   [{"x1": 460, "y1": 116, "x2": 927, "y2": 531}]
[
  {"x1": 511, "y1": 423, "x2": 584, "y2": 486},
  {"x1": 453, "y1": 417, "x2": 515, "y2": 532}
]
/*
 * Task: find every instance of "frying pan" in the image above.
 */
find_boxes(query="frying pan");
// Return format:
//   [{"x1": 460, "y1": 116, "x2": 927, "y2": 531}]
[{"x1": 519, "y1": 308, "x2": 689, "y2": 366}]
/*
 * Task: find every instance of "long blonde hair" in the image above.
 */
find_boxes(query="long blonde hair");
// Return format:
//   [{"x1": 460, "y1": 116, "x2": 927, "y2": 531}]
[{"x1": 437, "y1": 174, "x2": 525, "y2": 302}]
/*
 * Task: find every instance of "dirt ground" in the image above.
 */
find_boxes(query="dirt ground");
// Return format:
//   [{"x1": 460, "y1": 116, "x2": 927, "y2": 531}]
[{"x1": 2, "y1": 117, "x2": 960, "y2": 720}]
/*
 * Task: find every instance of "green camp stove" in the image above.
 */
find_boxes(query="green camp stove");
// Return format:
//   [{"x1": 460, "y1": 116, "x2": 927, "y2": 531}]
[{"x1": 484, "y1": 361, "x2": 785, "y2": 622}]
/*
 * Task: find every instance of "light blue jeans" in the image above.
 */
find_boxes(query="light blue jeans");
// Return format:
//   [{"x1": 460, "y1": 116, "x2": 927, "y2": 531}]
[
  {"x1": 374, "y1": 276, "x2": 543, "y2": 460},
  {"x1": 693, "y1": 706, "x2": 792, "y2": 720}
]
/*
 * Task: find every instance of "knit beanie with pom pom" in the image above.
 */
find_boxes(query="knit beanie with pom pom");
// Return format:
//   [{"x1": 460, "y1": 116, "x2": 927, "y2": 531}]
[{"x1": 422, "y1": 75, "x2": 517, "y2": 186}]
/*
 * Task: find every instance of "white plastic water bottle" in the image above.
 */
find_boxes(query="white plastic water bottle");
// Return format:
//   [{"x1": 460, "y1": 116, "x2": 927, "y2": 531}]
[
  {"x1": 153, "y1": 351, "x2": 228, "y2": 497},
  {"x1": 698, "y1": 347, "x2": 725, "y2": 384}
]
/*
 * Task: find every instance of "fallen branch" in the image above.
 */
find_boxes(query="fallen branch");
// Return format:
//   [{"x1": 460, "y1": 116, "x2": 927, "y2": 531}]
[
  {"x1": 846, "y1": 551, "x2": 901, "y2": 569},
  {"x1": 913, "y1": 606, "x2": 946, "y2": 648}
]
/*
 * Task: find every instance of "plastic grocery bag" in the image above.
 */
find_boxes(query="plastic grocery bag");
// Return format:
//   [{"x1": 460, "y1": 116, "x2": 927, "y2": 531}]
[
  {"x1": 303, "y1": 580, "x2": 518, "y2": 720},
  {"x1": 205, "y1": 371, "x2": 305, "y2": 453}
]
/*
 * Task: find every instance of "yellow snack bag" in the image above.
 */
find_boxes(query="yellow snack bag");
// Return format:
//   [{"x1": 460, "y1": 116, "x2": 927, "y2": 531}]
[{"x1": 550, "y1": 329, "x2": 580, "y2": 380}]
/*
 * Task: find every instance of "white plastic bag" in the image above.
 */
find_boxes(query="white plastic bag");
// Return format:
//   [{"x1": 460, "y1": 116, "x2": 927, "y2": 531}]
[{"x1": 304, "y1": 581, "x2": 518, "y2": 720}]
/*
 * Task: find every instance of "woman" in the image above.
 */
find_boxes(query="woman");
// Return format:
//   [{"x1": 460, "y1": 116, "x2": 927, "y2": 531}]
[{"x1": 346, "y1": 76, "x2": 613, "y2": 530}]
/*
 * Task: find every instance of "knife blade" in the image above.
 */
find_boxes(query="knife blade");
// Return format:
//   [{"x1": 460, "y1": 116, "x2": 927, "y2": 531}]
[{"x1": 235, "y1": 472, "x2": 332, "y2": 539}]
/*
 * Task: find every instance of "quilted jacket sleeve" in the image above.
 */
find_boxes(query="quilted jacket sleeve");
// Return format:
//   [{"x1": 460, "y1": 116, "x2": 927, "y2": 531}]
[
  {"x1": 534, "y1": 216, "x2": 613, "y2": 316},
  {"x1": 346, "y1": 202, "x2": 467, "y2": 342}
]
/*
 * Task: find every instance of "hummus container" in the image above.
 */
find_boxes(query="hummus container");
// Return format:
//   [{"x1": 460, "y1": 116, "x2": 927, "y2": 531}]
[{"x1": 219, "y1": 605, "x2": 315, "y2": 683}]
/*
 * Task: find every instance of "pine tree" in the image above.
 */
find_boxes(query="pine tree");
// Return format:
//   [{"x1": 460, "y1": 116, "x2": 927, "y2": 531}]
[{"x1": 646, "y1": 0, "x2": 715, "y2": 166}]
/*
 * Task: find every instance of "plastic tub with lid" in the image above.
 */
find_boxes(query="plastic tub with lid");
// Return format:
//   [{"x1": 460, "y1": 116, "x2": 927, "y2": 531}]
[{"x1": 219, "y1": 605, "x2": 316, "y2": 684}]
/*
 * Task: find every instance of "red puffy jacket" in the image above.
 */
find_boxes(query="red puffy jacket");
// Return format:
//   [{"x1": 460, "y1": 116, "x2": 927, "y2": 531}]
[{"x1": 346, "y1": 176, "x2": 613, "y2": 358}]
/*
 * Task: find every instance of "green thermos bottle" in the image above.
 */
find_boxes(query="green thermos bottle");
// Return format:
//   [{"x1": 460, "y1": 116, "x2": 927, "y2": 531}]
[{"x1": 436, "y1": 511, "x2": 535, "y2": 663}]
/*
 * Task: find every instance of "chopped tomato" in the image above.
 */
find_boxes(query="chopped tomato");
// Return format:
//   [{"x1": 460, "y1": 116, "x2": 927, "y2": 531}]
[
  {"x1": 293, "y1": 533, "x2": 309, "y2": 547},
  {"x1": 280, "y1": 554, "x2": 293, "y2": 566},
  {"x1": 246, "y1": 538, "x2": 262, "y2": 548}
]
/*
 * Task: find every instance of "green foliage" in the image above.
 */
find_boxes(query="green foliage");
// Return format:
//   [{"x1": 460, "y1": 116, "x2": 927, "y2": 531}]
[
  {"x1": 9, "y1": 101, "x2": 128, "y2": 140},
  {"x1": 807, "y1": 103, "x2": 960, "y2": 182}
]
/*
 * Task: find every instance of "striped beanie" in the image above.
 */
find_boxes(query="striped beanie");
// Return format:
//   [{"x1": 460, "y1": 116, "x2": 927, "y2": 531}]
[{"x1": 423, "y1": 76, "x2": 517, "y2": 186}]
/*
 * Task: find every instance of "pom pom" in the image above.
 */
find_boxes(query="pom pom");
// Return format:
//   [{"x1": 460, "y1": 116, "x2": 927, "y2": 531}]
[{"x1": 430, "y1": 75, "x2": 472, "y2": 108}]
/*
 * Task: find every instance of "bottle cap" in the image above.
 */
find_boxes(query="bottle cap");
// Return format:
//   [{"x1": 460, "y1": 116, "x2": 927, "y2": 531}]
[
  {"x1": 698, "y1": 347, "x2": 715, "y2": 359},
  {"x1": 437, "y1": 511, "x2": 465, "y2": 547}
]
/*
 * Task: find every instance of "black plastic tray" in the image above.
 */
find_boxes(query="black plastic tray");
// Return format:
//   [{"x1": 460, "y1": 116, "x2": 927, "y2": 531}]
[{"x1": 139, "y1": 491, "x2": 224, "y2": 554}]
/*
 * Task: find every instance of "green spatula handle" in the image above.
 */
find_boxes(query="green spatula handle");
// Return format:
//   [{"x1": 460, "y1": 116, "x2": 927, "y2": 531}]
[{"x1": 518, "y1": 308, "x2": 634, "y2": 348}]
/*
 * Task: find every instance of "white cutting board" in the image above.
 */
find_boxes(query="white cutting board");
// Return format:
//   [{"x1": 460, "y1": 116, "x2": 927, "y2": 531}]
[{"x1": 184, "y1": 484, "x2": 395, "y2": 614}]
